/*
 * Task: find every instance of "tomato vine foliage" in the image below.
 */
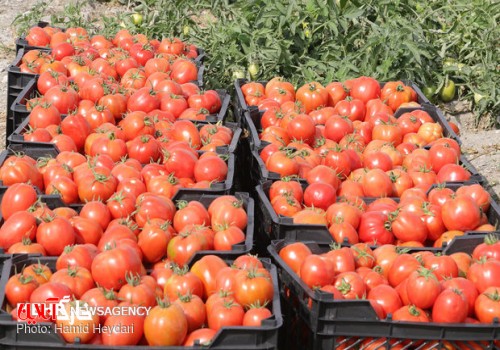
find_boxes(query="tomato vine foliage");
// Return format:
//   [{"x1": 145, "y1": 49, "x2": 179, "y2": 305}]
[{"x1": 13, "y1": 0, "x2": 500, "y2": 126}]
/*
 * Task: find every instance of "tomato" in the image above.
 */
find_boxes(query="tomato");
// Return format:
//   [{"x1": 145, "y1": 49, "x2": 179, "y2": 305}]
[
  {"x1": 79, "y1": 200, "x2": 111, "y2": 231},
  {"x1": 324, "y1": 115, "x2": 354, "y2": 143},
  {"x1": 279, "y1": 242, "x2": 312, "y2": 274},
  {"x1": 390, "y1": 210, "x2": 428, "y2": 243},
  {"x1": 406, "y1": 267, "x2": 441, "y2": 309},
  {"x1": 35, "y1": 216, "x2": 75, "y2": 256},
  {"x1": 358, "y1": 211, "x2": 394, "y2": 245},
  {"x1": 302, "y1": 182, "x2": 336, "y2": 210},
  {"x1": 101, "y1": 303, "x2": 145, "y2": 345},
  {"x1": 118, "y1": 273, "x2": 156, "y2": 308},
  {"x1": 210, "y1": 197, "x2": 248, "y2": 231},
  {"x1": 437, "y1": 163, "x2": 471, "y2": 183},
  {"x1": 322, "y1": 246, "x2": 356, "y2": 274},
  {"x1": 296, "y1": 82, "x2": 328, "y2": 113},
  {"x1": 300, "y1": 255, "x2": 334, "y2": 288},
  {"x1": 350, "y1": 76, "x2": 381, "y2": 103},
  {"x1": 362, "y1": 169, "x2": 393, "y2": 198},
  {"x1": 368, "y1": 284, "x2": 402, "y2": 319},
  {"x1": 55, "y1": 244, "x2": 97, "y2": 271},
  {"x1": 456, "y1": 184, "x2": 491, "y2": 212},
  {"x1": 0, "y1": 183, "x2": 37, "y2": 220},
  {"x1": 170, "y1": 59, "x2": 198, "y2": 84},
  {"x1": 432, "y1": 288, "x2": 468, "y2": 323},
  {"x1": 127, "y1": 87, "x2": 161, "y2": 113},
  {"x1": 467, "y1": 260, "x2": 500, "y2": 293},
  {"x1": 189, "y1": 255, "x2": 227, "y2": 299},
  {"x1": 442, "y1": 195, "x2": 481, "y2": 231},
  {"x1": 392, "y1": 305, "x2": 429, "y2": 322},
  {"x1": 55, "y1": 300, "x2": 99, "y2": 343},
  {"x1": 50, "y1": 266, "x2": 95, "y2": 298},
  {"x1": 472, "y1": 234, "x2": 500, "y2": 262},
  {"x1": 7, "y1": 238, "x2": 46, "y2": 255},
  {"x1": 30, "y1": 282, "x2": 72, "y2": 303},
  {"x1": 208, "y1": 301, "x2": 245, "y2": 331},
  {"x1": 172, "y1": 293, "x2": 206, "y2": 334},
  {"x1": 91, "y1": 245, "x2": 143, "y2": 291},
  {"x1": 5, "y1": 273, "x2": 39, "y2": 306},
  {"x1": 333, "y1": 271, "x2": 366, "y2": 299},
  {"x1": 135, "y1": 194, "x2": 175, "y2": 228},
  {"x1": 387, "y1": 254, "x2": 421, "y2": 287},
  {"x1": 243, "y1": 306, "x2": 273, "y2": 326},
  {"x1": 234, "y1": 268, "x2": 274, "y2": 307},
  {"x1": 442, "y1": 277, "x2": 478, "y2": 316},
  {"x1": 475, "y1": 287, "x2": 500, "y2": 324},
  {"x1": 183, "y1": 328, "x2": 217, "y2": 346},
  {"x1": 440, "y1": 79, "x2": 456, "y2": 102},
  {"x1": 77, "y1": 168, "x2": 118, "y2": 203},
  {"x1": 325, "y1": 82, "x2": 348, "y2": 107},
  {"x1": 23, "y1": 262, "x2": 52, "y2": 285},
  {"x1": 164, "y1": 268, "x2": 204, "y2": 301},
  {"x1": 193, "y1": 155, "x2": 228, "y2": 183},
  {"x1": 137, "y1": 221, "x2": 171, "y2": 264}
]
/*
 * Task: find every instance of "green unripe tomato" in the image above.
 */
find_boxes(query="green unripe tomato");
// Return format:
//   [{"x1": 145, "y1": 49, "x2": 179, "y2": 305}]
[
  {"x1": 440, "y1": 80, "x2": 456, "y2": 102},
  {"x1": 248, "y1": 62, "x2": 259, "y2": 79},
  {"x1": 232, "y1": 70, "x2": 246, "y2": 80},
  {"x1": 131, "y1": 13, "x2": 143, "y2": 26},
  {"x1": 422, "y1": 85, "x2": 436, "y2": 101}
]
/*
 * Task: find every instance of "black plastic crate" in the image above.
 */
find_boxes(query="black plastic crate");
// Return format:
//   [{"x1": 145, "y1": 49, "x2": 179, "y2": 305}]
[
  {"x1": 234, "y1": 78, "x2": 431, "y2": 118},
  {"x1": 0, "y1": 252, "x2": 281, "y2": 350},
  {"x1": 10, "y1": 75, "x2": 228, "y2": 130},
  {"x1": 250, "y1": 143, "x2": 483, "y2": 190},
  {"x1": 256, "y1": 179, "x2": 499, "y2": 249},
  {"x1": 8, "y1": 113, "x2": 242, "y2": 155},
  {"x1": 426, "y1": 182, "x2": 500, "y2": 240},
  {"x1": 280, "y1": 294, "x2": 499, "y2": 350},
  {"x1": 269, "y1": 239, "x2": 500, "y2": 346}
]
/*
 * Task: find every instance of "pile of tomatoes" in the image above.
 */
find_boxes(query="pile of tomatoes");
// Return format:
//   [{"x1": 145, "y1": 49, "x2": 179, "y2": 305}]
[
  {"x1": 0, "y1": 185, "x2": 250, "y2": 262},
  {"x1": 0, "y1": 144, "x2": 231, "y2": 205},
  {"x1": 278, "y1": 236, "x2": 500, "y2": 324},
  {"x1": 241, "y1": 77, "x2": 473, "y2": 196},
  {"x1": 5, "y1": 253, "x2": 275, "y2": 346},
  {"x1": 268, "y1": 179, "x2": 495, "y2": 247}
]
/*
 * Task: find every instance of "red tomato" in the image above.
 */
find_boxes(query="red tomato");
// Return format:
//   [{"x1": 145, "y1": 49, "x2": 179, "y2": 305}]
[
  {"x1": 91, "y1": 245, "x2": 143, "y2": 291},
  {"x1": 406, "y1": 267, "x2": 442, "y2": 309},
  {"x1": 368, "y1": 284, "x2": 402, "y2": 319},
  {"x1": 432, "y1": 288, "x2": 468, "y2": 323},
  {"x1": 475, "y1": 287, "x2": 500, "y2": 324},
  {"x1": 300, "y1": 255, "x2": 335, "y2": 288}
]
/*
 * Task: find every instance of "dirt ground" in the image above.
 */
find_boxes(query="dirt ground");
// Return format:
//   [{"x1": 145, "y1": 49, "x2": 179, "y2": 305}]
[{"x1": 0, "y1": 0, "x2": 498, "y2": 199}]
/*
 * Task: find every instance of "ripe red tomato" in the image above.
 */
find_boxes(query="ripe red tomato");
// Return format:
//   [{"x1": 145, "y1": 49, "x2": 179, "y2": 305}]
[
  {"x1": 234, "y1": 268, "x2": 274, "y2": 307},
  {"x1": 406, "y1": 267, "x2": 441, "y2": 309},
  {"x1": 441, "y1": 195, "x2": 481, "y2": 231},
  {"x1": 350, "y1": 76, "x2": 381, "y2": 103},
  {"x1": 91, "y1": 245, "x2": 143, "y2": 291},
  {"x1": 475, "y1": 287, "x2": 500, "y2": 324},
  {"x1": 432, "y1": 288, "x2": 468, "y2": 323},
  {"x1": 300, "y1": 255, "x2": 335, "y2": 288},
  {"x1": 5, "y1": 273, "x2": 39, "y2": 306},
  {"x1": 303, "y1": 182, "x2": 336, "y2": 210},
  {"x1": 296, "y1": 82, "x2": 328, "y2": 113},
  {"x1": 36, "y1": 216, "x2": 76, "y2": 256},
  {"x1": 368, "y1": 284, "x2": 402, "y2": 319},
  {"x1": 279, "y1": 242, "x2": 312, "y2": 274},
  {"x1": 358, "y1": 211, "x2": 394, "y2": 245},
  {"x1": 467, "y1": 260, "x2": 500, "y2": 293},
  {"x1": 207, "y1": 301, "x2": 244, "y2": 331}
]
